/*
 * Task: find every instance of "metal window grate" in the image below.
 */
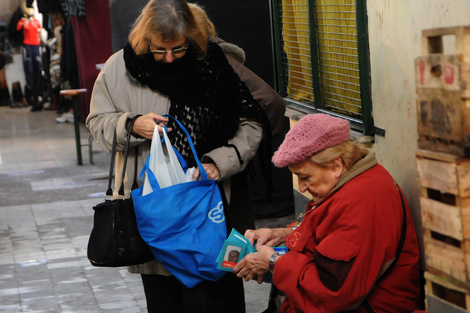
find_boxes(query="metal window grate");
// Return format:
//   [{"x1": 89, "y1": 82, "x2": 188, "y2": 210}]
[
  {"x1": 315, "y1": 0, "x2": 361, "y2": 117},
  {"x1": 272, "y1": 0, "x2": 375, "y2": 134},
  {"x1": 279, "y1": 1, "x2": 314, "y2": 104}
]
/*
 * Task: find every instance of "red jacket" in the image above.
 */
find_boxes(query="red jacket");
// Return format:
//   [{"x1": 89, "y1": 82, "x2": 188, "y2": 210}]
[
  {"x1": 273, "y1": 160, "x2": 420, "y2": 312},
  {"x1": 17, "y1": 18, "x2": 41, "y2": 45}
]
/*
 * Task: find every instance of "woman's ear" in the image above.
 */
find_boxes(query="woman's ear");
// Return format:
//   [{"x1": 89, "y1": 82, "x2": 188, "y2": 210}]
[{"x1": 332, "y1": 157, "x2": 344, "y2": 178}]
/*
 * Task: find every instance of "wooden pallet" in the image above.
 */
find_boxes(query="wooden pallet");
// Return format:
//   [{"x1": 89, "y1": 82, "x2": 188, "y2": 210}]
[{"x1": 425, "y1": 271, "x2": 470, "y2": 312}]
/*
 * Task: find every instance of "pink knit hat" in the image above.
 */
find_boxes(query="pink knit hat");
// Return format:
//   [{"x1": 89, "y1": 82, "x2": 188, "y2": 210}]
[{"x1": 272, "y1": 114, "x2": 350, "y2": 167}]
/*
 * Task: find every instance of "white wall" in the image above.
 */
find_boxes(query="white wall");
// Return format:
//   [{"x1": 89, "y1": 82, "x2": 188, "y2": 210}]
[
  {"x1": 5, "y1": 51, "x2": 25, "y2": 97},
  {"x1": 367, "y1": 0, "x2": 470, "y2": 263}
]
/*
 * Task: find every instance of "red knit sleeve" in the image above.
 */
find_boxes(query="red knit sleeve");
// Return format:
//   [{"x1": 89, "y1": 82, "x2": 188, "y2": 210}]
[{"x1": 17, "y1": 19, "x2": 25, "y2": 31}]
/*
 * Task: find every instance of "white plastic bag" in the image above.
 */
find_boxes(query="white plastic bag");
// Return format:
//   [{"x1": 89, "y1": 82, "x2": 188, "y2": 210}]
[{"x1": 142, "y1": 126, "x2": 188, "y2": 195}]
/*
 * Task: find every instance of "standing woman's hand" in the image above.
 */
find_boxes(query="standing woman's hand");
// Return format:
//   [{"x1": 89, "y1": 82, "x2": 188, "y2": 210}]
[
  {"x1": 131, "y1": 113, "x2": 170, "y2": 139},
  {"x1": 192, "y1": 163, "x2": 220, "y2": 181}
]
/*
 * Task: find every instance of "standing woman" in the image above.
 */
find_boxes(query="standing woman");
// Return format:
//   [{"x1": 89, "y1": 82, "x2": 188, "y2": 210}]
[{"x1": 86, "y1": 0, "x2": 268, "y2": 312}]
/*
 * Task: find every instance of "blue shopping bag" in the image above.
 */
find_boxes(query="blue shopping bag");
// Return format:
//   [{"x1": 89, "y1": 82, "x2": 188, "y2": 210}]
[{"x1": 132, "y1": 116, "x2": 227, "y2": 288}]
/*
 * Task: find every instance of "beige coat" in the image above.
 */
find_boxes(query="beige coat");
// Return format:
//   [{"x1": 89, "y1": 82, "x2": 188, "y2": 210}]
[{"x1": 86, "y1": 49, "x2": 263, "y2": 275}]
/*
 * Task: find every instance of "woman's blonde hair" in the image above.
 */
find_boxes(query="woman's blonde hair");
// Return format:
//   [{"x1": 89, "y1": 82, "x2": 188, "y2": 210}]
[
  {"x1": 128, "y1": 0, "x2": 208, "y2": 59},
  {"x1": 188, "y1": 3, "x2": 216, "y2": 39},
  {"x1": 310, "y1": 141, "x2": 369, "y2": 170}
]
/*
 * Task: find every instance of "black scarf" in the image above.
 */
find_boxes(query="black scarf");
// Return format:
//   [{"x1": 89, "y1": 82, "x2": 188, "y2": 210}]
[{"x1": 124, "y1": 41, "x2": 268, "y2": 167}]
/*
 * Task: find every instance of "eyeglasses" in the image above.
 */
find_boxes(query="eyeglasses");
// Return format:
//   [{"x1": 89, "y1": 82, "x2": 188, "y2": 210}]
[{"x1": 149, "y1": 42, "x2": 189, "y2": 56}]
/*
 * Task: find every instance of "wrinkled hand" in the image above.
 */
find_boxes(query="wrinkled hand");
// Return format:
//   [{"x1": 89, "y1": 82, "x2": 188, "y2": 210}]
[
  {"x1": 233, "y1": 246, "x2": 274, "y2": 284},
  {"x1": 192, "y1": 163, "x2": 220, "y2": 180},
  {"x1": 131, "y1": 113, "x2": 170, "y2": 139},
  {"x1": 244, "y1": 228, "x2": 289, "y2": 249}
]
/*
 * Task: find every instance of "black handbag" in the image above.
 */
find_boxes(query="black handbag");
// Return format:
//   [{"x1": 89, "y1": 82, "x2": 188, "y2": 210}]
[{"x1": 87, "y1": 119, "x2": 155, "y2": 267}]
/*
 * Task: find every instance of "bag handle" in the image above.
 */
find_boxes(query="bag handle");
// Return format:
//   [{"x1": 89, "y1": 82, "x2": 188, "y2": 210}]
[
  {"x1": 163, "y1": 114, "x2": 207, "y2": 180},
  {"x1": 105, "y1": 116, "x2": 140, "y2": 200},
  {"x1": 139, "y1": 115, "x2": 209, "y2": 190}
]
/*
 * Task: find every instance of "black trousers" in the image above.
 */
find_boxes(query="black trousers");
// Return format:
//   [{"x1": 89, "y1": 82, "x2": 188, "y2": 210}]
[
  {"x1": 141, "y1": 273, "x2": 246, "y2": 313},
  {"x1": 22, "y1": 44, "x2": 42, "y2": 107}
]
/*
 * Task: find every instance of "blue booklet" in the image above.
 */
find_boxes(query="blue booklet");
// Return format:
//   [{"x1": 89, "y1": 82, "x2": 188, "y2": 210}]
[
  {"x1": 216, "y1": 228, "x2": 288, "y2": 275},
  {"x1": 216, "y1": 229, "x2": 256, "y2": 272}
]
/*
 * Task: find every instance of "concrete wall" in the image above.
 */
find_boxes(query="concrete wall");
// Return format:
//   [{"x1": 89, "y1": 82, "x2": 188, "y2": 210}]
[
  {"x1": 0, "y1": 0, "x2": 20, "y2": 24},
  {"x1": 368, "y1": 0, "x2": 470, "y2": 265}
]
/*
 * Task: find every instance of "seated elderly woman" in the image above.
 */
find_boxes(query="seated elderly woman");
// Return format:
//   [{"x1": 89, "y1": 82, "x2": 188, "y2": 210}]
[{"x1": 234, "y1": 114, "x2": 421, "y2": 313}]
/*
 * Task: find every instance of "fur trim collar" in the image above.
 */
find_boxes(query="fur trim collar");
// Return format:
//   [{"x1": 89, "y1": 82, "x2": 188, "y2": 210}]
[{"x1": 219, "y1": 42, "x2": 246, "y2": 64}]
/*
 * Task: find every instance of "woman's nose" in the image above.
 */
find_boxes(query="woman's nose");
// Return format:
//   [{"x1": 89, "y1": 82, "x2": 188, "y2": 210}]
[
  {"x1": 164, "y1": 53, "x2": 176, "y2": 63},
  {"x1": 298, "y1": 178, "x2": 307, "y2": 193}
]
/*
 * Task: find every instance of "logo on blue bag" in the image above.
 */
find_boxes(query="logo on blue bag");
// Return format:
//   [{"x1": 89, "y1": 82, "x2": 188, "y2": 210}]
[{"x1": 208, "y1": 201, "x2": 225, "y2": 223}]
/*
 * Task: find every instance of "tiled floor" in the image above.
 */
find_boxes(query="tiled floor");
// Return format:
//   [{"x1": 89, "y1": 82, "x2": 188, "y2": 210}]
[{"x1": 0, "y1": 106, "x2": 293, "y2": 312}]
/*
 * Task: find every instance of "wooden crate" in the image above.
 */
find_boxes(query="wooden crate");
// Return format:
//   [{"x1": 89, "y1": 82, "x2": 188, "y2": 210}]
[
  {"x1": 416, "y1": 149, "x2": 470, "y2": 198},
  {"x1": 427, "y1": 294, "x2": 470, "y2": 313},
  {"x1": 421, "y1": 25, "x2": 470, "y2": 60},
  {"x1": 417, "y1": 149, "x2": 470, "y2": 281},
  {"x1": 423, "y1": 230, "x2": 470, "y2": 282},
  {"x1": 415, "y1": 55, "x2": 470, "y2": 95},
  {"x1": 425, "y1": 271, "x2": 470, "y2": 312},
  {"x1": 416, "y1": 88, "x2": 470, "y2": 156},
  {"x1": 416, "y1": 26, "x2": 470, "y2": 156}
]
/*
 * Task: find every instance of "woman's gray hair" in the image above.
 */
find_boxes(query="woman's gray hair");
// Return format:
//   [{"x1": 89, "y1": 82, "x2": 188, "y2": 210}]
[
  {"x1": 310, "y1": 141, "x2": 369, "y2": 170},
  {"x1": 128, "y1": 0, "x2": 207, "y2": 59}
]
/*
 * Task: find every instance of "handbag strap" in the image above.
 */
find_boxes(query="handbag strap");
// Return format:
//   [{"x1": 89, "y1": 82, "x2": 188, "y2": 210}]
[
  {"x1": 380, "y1": 185, "x2": 407, "y2": 279},
  {"x1": 362, "y1": 184, "x2": 407, "y2": 313},
  {"x1": 105, "y1": 131, "x2": 117, "y2": 200},
  {"x1": 105, "y1": 116, "x2": 140, "y2": 199}
]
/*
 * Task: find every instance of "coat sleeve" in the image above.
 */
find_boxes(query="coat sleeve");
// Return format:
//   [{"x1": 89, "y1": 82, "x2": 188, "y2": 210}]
[
  {"x1": 202, "y1": 118, "x2": 263, "y2": 181},
  {"x1": 86, "y1": 52, "x2": 145, "y2": 153},
  {"x1": 273, "y1": 235, "x2": 363, "y2": 313}
]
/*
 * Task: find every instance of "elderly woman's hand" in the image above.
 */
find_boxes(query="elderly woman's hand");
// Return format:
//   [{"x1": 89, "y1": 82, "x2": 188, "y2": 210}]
[
  {"x1": 245, "y1": 227, "x2": 291, "y2": 249},
  {"x1": 234, "y1": 245, "x2": 274, "y2": 284},
  {"x1": 131, "y1": 113, "x2": 170, "y2": 139}
]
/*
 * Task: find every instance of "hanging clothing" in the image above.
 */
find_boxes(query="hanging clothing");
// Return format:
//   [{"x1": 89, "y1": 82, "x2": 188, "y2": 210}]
[
  {"x1": 17, "y1": 18, "x2": 41, "y2": 45},
  {"x1": 8, "y1": 7, "x2": 25, "y2": 47},
  {"x1": 60, "y1": 0, "x2": 86, "y2": 17},
  {"x1": 17, "y1": 17, "x2": 42, "y2": 109},
  {"x1": 36, "y1": 0, "x2": 64, "y2": 14}
]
